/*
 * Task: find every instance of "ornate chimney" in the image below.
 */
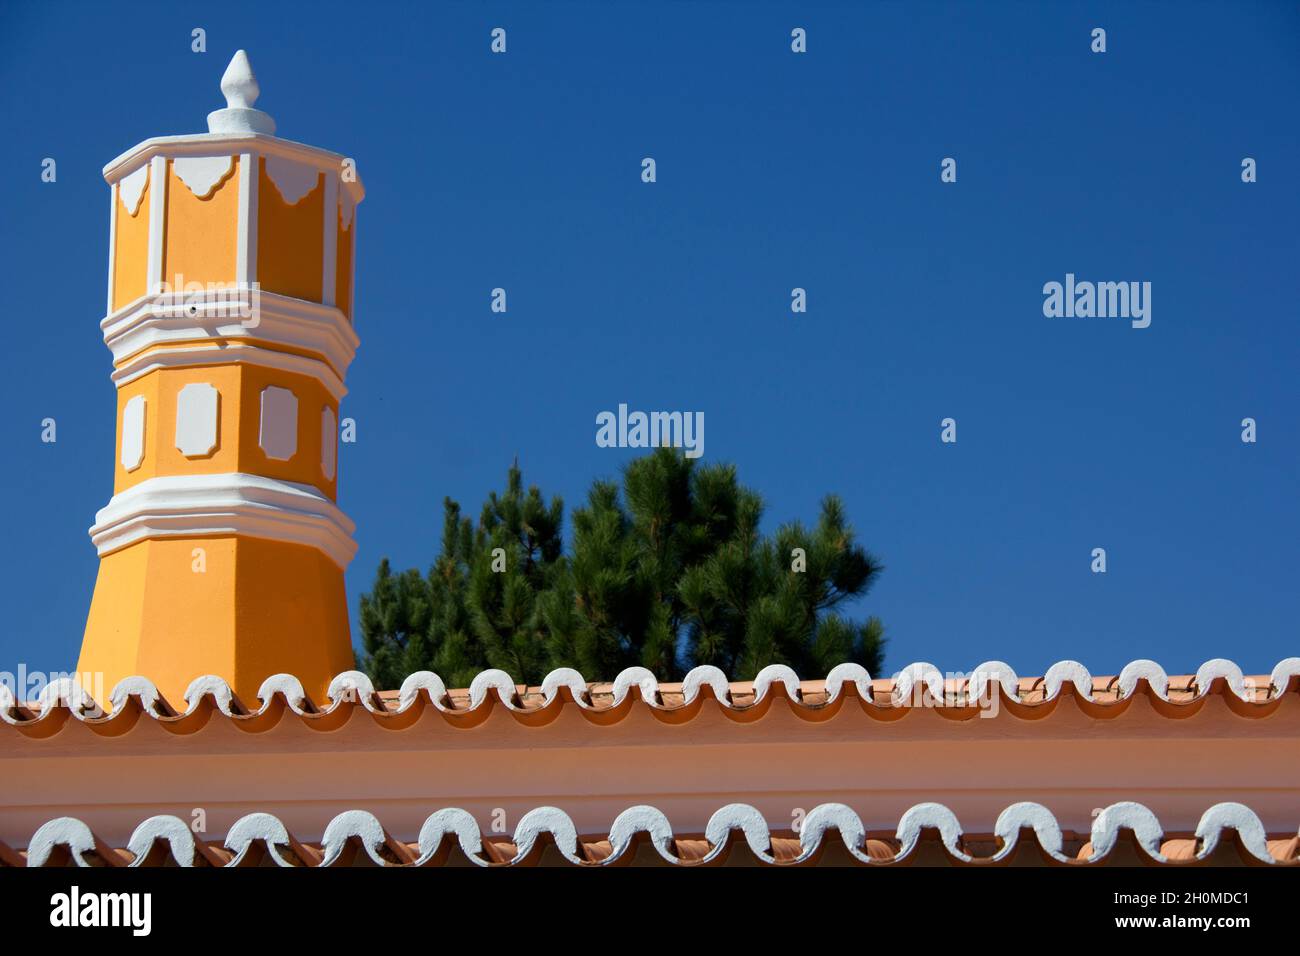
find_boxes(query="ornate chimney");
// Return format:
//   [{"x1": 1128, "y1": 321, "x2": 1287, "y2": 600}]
[{"x1": 78, "y1": 51, "x2": 364, "y2": 704}]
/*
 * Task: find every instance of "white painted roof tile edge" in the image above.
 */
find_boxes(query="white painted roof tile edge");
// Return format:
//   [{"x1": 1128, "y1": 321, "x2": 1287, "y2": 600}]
[
  {"x1": 4, "y1": 658, "x2": 1299, "y2": 723},
  {"x1": 18, "y1": 801, "x2": 1296, "y2": 866}
]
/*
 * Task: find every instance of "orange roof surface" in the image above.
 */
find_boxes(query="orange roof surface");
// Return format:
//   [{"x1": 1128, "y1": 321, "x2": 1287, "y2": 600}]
[{"x1": 5, "y1": 659, "x2": 1299, "y2": 868}]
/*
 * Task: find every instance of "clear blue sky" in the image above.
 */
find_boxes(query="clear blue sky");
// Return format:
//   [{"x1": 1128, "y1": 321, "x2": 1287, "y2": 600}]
[{"x1": 1, "y1": 0, "x2": 1296, "y2": 682}]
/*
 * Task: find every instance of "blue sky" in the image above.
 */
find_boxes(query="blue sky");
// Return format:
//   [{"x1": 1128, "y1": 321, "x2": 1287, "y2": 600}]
[{"x1": 1, "y1": 0, "x2": 1296, "y2": 682}]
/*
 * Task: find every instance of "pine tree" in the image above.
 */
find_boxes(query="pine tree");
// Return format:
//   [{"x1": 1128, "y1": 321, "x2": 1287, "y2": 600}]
[
  {"x1": 359, "y1": 464, "x2": 565, "y2": 688},
  {"x1": 560, "y1": 450, "x2": 885, "y2": 679},
  {"x1": 359, "y1": 449, "x2": 886, "y2": 687},
  {"x1": 357, "y1": 559, "x2": 431, "y2": 692},
  {"x1": 464, "y1": 463, "x2": 565, "y2": 682}
]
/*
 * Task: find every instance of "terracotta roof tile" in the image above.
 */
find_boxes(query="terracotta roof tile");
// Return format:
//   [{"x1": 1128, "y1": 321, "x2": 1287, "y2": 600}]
[
  {"x1": 3, "y1": 657, "x2": 1296, "y2": 735},
  {"x1": 10, "y1": 801, "x2": 1298, "y2": 867}
]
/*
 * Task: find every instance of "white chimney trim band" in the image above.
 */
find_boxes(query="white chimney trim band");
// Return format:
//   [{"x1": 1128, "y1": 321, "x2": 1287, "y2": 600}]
[
  {"x1": 101, "y1": 289, "x2": 359, "y2": 382},
  {"x1": 102, "y1": 134, "x2": 365, "y2": 207},
  {"x1": 89, "y1": 473, "x2": 356, "y2": 569},
  {"x1": 110, "y1": 343, "x2": 347, "y2": 403}
]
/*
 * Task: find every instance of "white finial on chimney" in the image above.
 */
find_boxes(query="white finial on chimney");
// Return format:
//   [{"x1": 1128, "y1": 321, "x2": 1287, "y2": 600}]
[
  {"x1": 207, "y1": 50, "x2": 276, "y2": 135},
  {"x1": 221, "y1": 50, "x2": 260, "y2": 109}
]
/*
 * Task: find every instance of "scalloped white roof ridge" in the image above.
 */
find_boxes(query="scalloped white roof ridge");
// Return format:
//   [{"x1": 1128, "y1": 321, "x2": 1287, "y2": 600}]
[
  {"x1": 18, "y1": 800, "x2": 1296, "y2": 867},
  {"x1": 4, "y1": 657, "x2": 1297, "y2": 724}
]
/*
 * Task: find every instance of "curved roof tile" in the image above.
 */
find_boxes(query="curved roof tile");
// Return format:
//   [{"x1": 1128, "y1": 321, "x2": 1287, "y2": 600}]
[
  {"x1": 3, "y1": 658, "x2": 1297, "y2": 735},
  {"x1": 10, "y1": 801, "x2": 1298, "y2": 867}
]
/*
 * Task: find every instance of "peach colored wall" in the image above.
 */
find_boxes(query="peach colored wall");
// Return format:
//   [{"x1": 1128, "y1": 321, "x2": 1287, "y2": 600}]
[
  {"x1": 112, "y1": 365, "x2": 337, "y2": 498},
  {"x1": 335, "y1": 207, "x2": 353, "y2": 320},
  {"x1": 112, "y1": 179, "x2": 150, "y2": 310},
  {"x1": 2, "y1": 692, "x2": 1297, "y2": 847},
  {"x1": 78, "y1": 538, "x2": 353, "y2": 714},
  {"x1": 162, "y1": 158, "x2": 238, "y2": 288},
  {"x1": 257, "y1": 159, "x2": 323, "y2": 302}
]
